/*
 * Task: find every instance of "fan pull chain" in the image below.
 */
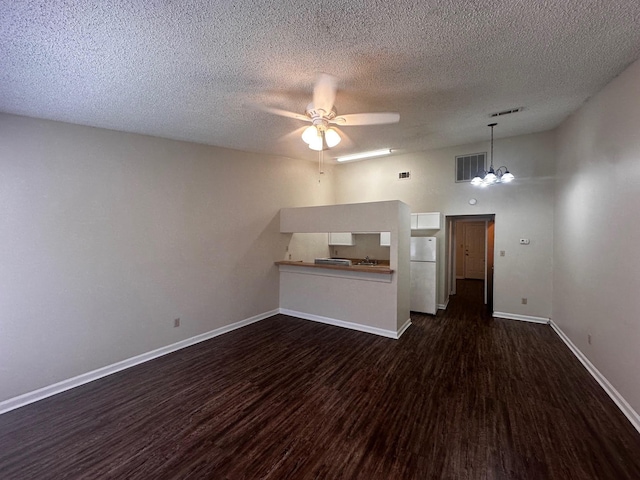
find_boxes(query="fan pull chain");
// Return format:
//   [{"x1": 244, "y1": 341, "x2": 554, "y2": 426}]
[{"x1": 318, "y1": 131, "x2": 325, "y2": 175}]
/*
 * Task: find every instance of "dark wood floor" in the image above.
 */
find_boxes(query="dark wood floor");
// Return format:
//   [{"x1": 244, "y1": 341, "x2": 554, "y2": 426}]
[{"x1": 2, "y1": 280, "x2": 640, "y2": 479}]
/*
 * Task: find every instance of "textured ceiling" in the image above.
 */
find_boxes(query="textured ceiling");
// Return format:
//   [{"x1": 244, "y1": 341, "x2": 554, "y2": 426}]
[{"x1": 2, "y1": 0, "x2": 640, "y2": 162}]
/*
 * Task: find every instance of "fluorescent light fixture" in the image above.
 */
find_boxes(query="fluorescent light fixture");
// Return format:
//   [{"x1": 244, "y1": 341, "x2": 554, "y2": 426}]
[{"x1": 336, "y1": 148, "x2": 392, "y2": 163}]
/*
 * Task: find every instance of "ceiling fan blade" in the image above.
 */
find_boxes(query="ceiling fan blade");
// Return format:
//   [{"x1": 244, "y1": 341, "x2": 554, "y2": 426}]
[
  {"x1": 331, "y1": 112, "x2": 400, "y2": 126},
  {"x1": 259, "y1": 106, "x2": 310, "y2": 122},
  {"x1": 278, "y1": 126, "x2": 308, "y2": 143},
  {"x1": 313, "y1": 73, "x2": 337, "y2": 114},
  {"x1": 330, "y1": 126, "x2": 354, "y2": 149}
]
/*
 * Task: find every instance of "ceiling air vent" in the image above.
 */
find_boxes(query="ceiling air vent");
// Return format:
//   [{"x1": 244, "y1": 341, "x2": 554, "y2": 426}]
[
  {"x1": 398, "y1": 171, "x2": 411, "y2": 180},
  {"x1": 490, "y1": 107, "x2": 523, "y2": 117}
]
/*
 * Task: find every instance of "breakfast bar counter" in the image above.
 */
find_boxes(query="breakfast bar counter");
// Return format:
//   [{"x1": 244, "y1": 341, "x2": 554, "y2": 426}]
[
  {"x1": 274, "y1": 260, "x2": 394, "y2": 275},
  {"x1": 277, "y1": 200, "x2": 411, "y2": 339}
]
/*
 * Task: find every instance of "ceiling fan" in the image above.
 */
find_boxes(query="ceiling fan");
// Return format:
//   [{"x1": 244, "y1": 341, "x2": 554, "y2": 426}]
[{"x1": 263, "y1": 74, "x2": 400, "y2": 151}]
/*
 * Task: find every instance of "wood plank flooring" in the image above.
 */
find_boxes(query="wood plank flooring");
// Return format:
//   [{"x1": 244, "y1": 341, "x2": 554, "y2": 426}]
[{"x1": 1, "y1": 280, "x2": 640, "y2": 479}]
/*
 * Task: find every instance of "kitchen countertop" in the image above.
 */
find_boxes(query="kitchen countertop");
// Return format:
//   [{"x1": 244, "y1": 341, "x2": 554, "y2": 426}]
[{"x1": 275, "y1": 260, "x2": 394, "y2": 275}]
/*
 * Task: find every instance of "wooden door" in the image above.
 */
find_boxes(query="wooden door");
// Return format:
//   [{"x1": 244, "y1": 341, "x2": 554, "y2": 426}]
[{"x1": 464, "y1": 222, "x2": 485, "y2": 279}]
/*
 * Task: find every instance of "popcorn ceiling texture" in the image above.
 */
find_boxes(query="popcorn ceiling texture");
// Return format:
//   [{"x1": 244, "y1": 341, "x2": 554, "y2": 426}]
[{"x1": 2, "y1": 0, "x2": 640, "y2": 161}]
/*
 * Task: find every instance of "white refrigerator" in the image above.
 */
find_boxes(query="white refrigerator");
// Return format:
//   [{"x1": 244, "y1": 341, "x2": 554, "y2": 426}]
[{"x1": 410, "y1": 237, "x2": 437, "y2": 314}]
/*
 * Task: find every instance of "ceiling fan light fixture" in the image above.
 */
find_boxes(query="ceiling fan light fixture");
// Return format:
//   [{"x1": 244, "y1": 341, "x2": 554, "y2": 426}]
[
  {"x1": 302, "y1": 125, "x2": 318, "y2": 145},
  {"x1": 324, "y1": 128, "x2": 341, "y2": 148},
  {"x1": 303, "y1": 126, "x2": 341, "y2": 151},
  {"x1": 308, "y1": 135, "x2": 323, "y2": 151},
  {"x1": 266, "y1": 74, "x2": 399, "y2": 156}
]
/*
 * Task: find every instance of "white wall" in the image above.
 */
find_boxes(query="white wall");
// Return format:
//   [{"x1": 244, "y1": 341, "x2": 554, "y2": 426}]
[
  {"x1": 333, "y1": 131, "x2": 556, "y2": 320},
  {"x1": 554, "y1": 59, "x2": 640, "y2": 413},
  {"x1": 0, "y1": 113, "x2": 334, "y2": 402}
]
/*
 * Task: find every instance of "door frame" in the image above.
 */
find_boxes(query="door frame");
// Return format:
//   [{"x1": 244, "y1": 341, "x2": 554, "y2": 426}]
[{"x1": 446, "y1": 214, "x2": 496, "y2": 308}]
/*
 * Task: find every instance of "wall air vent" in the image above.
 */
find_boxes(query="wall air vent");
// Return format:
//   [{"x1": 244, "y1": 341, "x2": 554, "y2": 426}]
[
  {"x1": 398, "y1": 171, "x2": 411, "y2": 180},
  {"x1": 490, "y1": 107, "x2": 523, "y2": 117},
  {"x1": 456, "y1": 153, "x2": 486, "y2": 182}
]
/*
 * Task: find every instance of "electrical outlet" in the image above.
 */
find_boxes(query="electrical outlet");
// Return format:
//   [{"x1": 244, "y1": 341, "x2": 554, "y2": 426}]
[
  {"x1": 288, "y1": 254, "x2": 292, "y2": 260},
  {"x1": 174, "y1": 318, "x2": 180, "y2": 328},
  {"x1": 285, "y1": 245, "x2": 289, "y2": 252},
  {"x1": 500, "y1": 250, "x2": 505, "y2": 257},
  {"x1": 588, "y1": 334, "x2": 591, "y2": 345},
  {"x1": 521, "y1": 298, "x2": 527, "y2": 305}
]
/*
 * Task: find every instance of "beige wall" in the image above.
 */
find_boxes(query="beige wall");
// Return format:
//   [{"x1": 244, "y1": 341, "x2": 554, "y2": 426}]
[
  {"x1": 554, "y1": 59, "x2": 640, "y2": 414},
  {"x1": 0, "y1": 113, "x2": 334, "y2": 402},
  {"x1": 333, "y1": 131, "x2": 556, "y2": 320}
]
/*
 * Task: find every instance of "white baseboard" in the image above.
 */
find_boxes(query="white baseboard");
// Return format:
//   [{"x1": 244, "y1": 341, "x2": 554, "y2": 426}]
[
  {"x1": 279, "y1": 308, "x2": 402, "y2": 339},
  {"x1": 397, "y1": 318, "x2": 412, "y2": 338},
  {"x1": 437, "y1": 297, "x2": 449, "y2": 310},
  {"x1": 549, "y1": 320, "x2": 640, "y2": 434},
  {"x1": 0, "y1": 309, "x2": 278, "y2": 415},
  {"x1": 493, "y1": 311, "x2": 550, "y2": 324}
]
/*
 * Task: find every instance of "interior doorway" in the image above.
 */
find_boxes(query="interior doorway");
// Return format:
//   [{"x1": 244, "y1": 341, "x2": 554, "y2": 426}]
[{"x1": 446, "y1": 215, "x2": 495, "y2": 311}]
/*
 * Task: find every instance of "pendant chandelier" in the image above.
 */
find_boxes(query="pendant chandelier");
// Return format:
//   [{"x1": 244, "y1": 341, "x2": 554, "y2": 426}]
[{"x1": 471, "y1": 123, "x2": 514, "y2": 186}]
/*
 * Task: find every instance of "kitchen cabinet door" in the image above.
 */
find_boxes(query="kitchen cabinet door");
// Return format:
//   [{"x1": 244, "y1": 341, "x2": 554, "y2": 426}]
[
  {"x1": 411, "y1": 212, "x2": 442, "y2": 230},
  {"x1": 380, "y1": 232, "x2": 391, "y2": 246}
]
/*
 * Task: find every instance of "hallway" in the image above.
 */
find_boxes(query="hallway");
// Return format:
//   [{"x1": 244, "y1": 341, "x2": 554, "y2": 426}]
[{"x1": 445, "y1": 278, "x2": 488, "y2": 316}]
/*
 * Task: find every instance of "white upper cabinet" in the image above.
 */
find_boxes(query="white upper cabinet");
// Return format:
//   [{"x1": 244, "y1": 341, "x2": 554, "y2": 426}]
[
  {"x1": 380, "y1": 232, "x2": 391, "y2": 246},
  {"x1": 411, "y1": 212, "x2": 441, "y2": 230},
  {"x1": 328, "y1": 232, "x2": 355, "y2": 246}
]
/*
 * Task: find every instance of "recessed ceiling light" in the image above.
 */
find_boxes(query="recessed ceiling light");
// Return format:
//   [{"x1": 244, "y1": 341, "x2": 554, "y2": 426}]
[{"x1": 336, "y1": 148, "x2": 392, "y2": 163}]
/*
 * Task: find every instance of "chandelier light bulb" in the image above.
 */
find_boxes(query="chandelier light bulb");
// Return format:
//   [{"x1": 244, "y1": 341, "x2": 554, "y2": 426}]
[
  {"x1": 484, "y1": 171, "x2": 497, "y2": 184},
  {"x1": 501, "y1": 170, "x2": 514, "y2": 183}
]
